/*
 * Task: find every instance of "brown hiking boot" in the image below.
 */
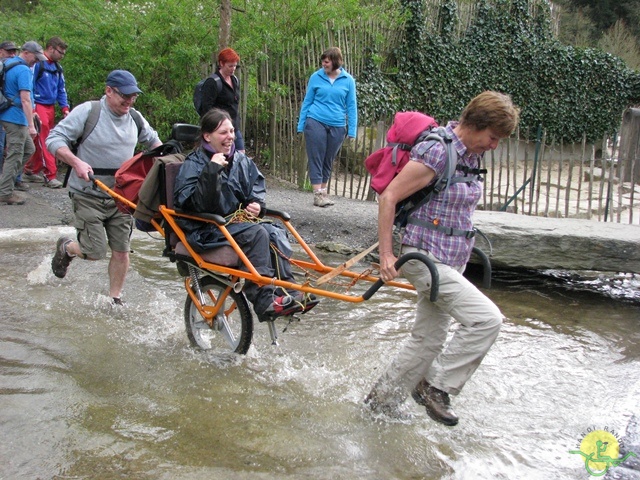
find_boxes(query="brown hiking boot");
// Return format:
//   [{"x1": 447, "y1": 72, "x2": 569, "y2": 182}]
[
  {"x1": 51, "y1": 236, "x2": 74, "y2": 278},
  {"x1": 23, "y1": 173, "x2": 45, "y2": 183},
  {"x1": 0, "y1": 193, "x2": 26, "y2": 205},
  {"x1": 411, "y1": 379, "x2": 459, "y2": 426}
]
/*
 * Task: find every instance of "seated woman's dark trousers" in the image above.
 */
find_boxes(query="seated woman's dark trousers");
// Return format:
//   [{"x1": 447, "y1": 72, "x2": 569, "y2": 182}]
[{"x1": 233, "y1": 224, "x2": 290, "y2": 314}]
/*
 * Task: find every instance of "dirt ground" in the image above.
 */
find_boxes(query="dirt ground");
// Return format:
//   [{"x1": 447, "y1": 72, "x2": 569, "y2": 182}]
[{"x1": 0, "y1": 172, "x2": 380, "y2": 254}]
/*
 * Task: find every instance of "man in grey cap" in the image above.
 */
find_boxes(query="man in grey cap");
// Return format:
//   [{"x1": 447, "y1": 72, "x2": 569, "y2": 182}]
[
  {"x1": 47, "y1": 69, "x2": 161, "y2": 305},
  {"x1": 20, "y1": 41, "x2": 47, "y2": 61},
  {"x1": 23, "y1": 36, "x2": 71, "y2": 188},
  {"x1": 0, "y1": 41, "x2": 45, "y2": 205}
]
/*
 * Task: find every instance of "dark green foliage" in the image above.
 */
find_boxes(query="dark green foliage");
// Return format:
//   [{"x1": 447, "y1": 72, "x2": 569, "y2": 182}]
[
  {"x1": 1, "y1": 0, "x2": 219, "y2": 139},
  {"x1": 569, "y1": 0, "x2": 640, "y2": 33},
  {"x1": 356, "y1": 48, "x2": 400, "y2": 123}
]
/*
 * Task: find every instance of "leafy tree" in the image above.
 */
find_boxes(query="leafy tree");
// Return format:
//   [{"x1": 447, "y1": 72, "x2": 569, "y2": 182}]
[
  {"x1": 561, "y1": 0, "x2": 640, "y2": 34},
  {"x1": 570, "y1": 0, "x2": 619, "y2": 31},
  {"x1": 598, "y1": 19, "x2": 640, "y2": 69},
  {"x1": 556, "y1": 0, "x2": 640, "y2": 50},
  {"x1": 0, "y1": 0, "x2": 33, "y2": 14},
  {"x1": 0, "y1": 0, "x2": 368, "y2": 139},
  {"x1": 372, "y1": 0, "x2": 638, "y2": 142},
  {"x1": 556, "y1": 6, "x2": 598, "y2": 47},
  {"x1": 1, "y1": 0, "x2": 637, "y2": 145}
]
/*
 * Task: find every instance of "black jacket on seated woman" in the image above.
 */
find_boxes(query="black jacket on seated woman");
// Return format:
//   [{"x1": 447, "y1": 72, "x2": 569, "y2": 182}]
[{"x1": 173, "y1": 108, "x2": 318, "y2": 321}]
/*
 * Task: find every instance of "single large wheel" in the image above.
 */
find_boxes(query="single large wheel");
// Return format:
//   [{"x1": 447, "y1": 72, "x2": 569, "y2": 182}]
[{"x1": 184, "y1": 276, "x2": 253, "y2": 354}]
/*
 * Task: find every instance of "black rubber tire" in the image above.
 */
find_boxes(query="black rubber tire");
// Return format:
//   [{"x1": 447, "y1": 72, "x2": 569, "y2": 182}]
[{"x1": 184, "y1": 276, "x2": 253, "y2": 354}]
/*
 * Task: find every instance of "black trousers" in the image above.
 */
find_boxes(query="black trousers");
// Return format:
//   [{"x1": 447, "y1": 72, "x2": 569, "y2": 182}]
[{"x1": 233, "y1": 224, "x2": 293, "y2": 315}]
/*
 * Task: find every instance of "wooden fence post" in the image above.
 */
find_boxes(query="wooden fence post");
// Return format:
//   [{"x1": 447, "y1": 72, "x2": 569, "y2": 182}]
[{"x1": 619, "y1": 108, "x2": 640, "y2": 185}]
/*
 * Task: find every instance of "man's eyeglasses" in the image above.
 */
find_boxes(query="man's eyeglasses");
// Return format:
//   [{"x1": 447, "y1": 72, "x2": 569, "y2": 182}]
[
  {"x1": 54, "y1": 48, "x2": 66, "y2": 56},
  {"x1": 111, "y1": 87, "x2": 138, "y2": 102}
]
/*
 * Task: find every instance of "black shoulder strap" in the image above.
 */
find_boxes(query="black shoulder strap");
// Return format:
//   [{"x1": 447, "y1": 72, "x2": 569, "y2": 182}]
[
  {"x1": 63, "y1": 102, "x2": 145, "y2": 186},
  {"x1": 78, "y1": 101, "x2": 143, "y2": 146},
  {"x1": 393, "y1": 128, "x2": 458, "y2": 229},
  {"x1": 35, "y1": 60, "x2": 63, "y2": 82},
  {"x1": 410, "y1": 128, "x2": 457, "y2": 209},
  {"x1": 210, "y1": 72, "x2": 223, "y2": 92},
  {"x1": 129, "y1": 108, "x2": 145, "y2": 139},
  {"x1": 63, "y1": 101, "x2": 101, "y2": 187},
  {"x1": 1, "y1": 60, "x2": 20, "y2": 80},
  {"x1": 62, "y1": 100, "x2": 100, "y2": 188},
  {"x1": 0, "y1": 61, "x2": 20, "y2": 108},
  {"x1": 211, "y1": 72, "x2": 238, "y2": 94},
  {"x1": 78, "y1": 100, "x2": 102, "y2": 145},
  {"x1": 199, "y1": 73, "x2": 223, "y2": 112},
  {"x1": 35, "y1": 61, "x2": 45, "y2": 81},
  {"x1": 91, "y1": 108, "x2": 145, "y2": 176}
]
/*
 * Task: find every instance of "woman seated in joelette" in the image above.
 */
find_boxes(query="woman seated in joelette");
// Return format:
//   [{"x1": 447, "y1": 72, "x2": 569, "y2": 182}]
[{"x1": 173, "y1": 108, "x2": 318, "y2": 321}]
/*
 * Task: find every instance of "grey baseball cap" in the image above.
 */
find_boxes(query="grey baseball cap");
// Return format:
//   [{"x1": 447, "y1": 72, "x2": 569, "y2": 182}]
[
  {"x1": 21, "y1": 41, "x2": 47, "y2": 61},
  {"x1": 0, "y1": 41, "x2": 18, "y2": 51}
]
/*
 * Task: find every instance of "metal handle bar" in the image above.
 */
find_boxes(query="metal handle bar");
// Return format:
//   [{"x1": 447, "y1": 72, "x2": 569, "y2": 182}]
[
  {"x1": 471, "y1": 246, "x2": 491, "y2": 289},
  {"x1": 362, "y1": 252, "x2": 439, "y2": 302}
]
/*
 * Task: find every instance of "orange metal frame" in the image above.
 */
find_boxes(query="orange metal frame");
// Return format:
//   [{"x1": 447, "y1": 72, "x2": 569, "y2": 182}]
[
  {"x1": 158, "y1": 204, "x2": 415, "y2": 301},
  {"x1": 93, "y1": 177, "x2": 416, "y2": 324}
]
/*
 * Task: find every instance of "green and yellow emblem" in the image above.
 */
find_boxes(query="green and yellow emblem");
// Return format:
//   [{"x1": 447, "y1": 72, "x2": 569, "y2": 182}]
[{"x1": 570, "y1": 428, "x2": 637, "y2": 477}]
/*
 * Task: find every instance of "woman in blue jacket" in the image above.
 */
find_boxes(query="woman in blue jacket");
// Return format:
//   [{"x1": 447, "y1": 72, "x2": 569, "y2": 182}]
[{"x1": 297, "y1": 47, "x2": 357, "y2": 207}]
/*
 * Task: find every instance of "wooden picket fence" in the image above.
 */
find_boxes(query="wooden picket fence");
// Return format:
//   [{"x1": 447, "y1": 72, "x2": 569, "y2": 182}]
[
  {"x1": 237, "y1": 12, "x2": 639, "y2": 226},
  {"x1": 481, "y1": 129, "x2": 639, "y2": 225}
]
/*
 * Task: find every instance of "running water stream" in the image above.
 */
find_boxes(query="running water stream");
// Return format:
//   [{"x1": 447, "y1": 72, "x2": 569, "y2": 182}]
[{"x1": 1, "y1": 227, "x2": 639, "y2": 479}]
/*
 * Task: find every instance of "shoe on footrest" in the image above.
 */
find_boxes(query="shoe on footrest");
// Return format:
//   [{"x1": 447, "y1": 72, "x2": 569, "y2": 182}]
[
  {"x1": 291, "y1": 291, "x2": 320, "y2": 313},
  {"x1": 258, "y1": 294, "x2": 304, "y2": 322}
]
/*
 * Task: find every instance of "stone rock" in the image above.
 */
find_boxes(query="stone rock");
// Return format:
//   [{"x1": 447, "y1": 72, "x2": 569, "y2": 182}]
[
  {"x1": 473, "y1": 211, "x2": 640, "y2": 273},
  {"x1": 316, "y1": 241, "x2": 355, "y2": 256}
]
